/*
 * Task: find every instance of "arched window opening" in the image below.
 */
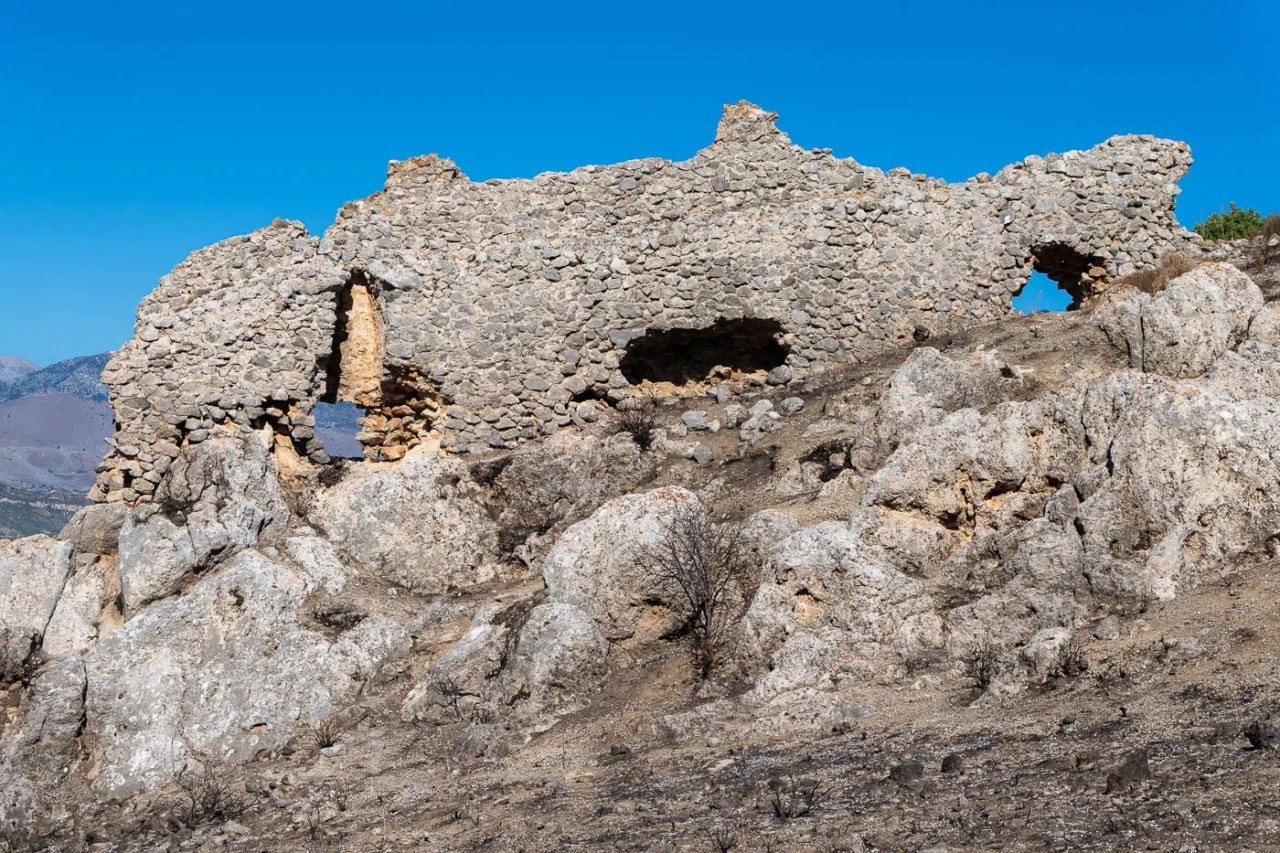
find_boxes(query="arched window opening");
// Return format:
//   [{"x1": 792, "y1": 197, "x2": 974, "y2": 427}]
[{"x1": 1012, "y1": 243, "x2": 1104, "y2": 312}]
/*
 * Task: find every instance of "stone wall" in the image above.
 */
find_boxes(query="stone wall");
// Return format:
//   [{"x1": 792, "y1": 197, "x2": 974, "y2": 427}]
[{"x1": 94, "y1": 102, "x2": 1196, "y2": 503}]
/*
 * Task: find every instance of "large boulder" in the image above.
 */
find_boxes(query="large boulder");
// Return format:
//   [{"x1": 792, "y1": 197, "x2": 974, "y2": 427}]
[
  {"x1": 313, "y1": 452, "x2": 501, "y2": 593},
  {"x1": 402, "y1": 599, "x2": 607, "y2": 725},
  {"x1": 540, "y1": 486, "x2": 700, "y2": 642},
  {"x1": 874, "y1": 347, "x2": 1014, "y2": 447},
  {"x1": 58, "y1": 502, "x2": 128, "y2": 556},
  {"x1": 0, "y1": 536, "x2": 74, "y2": 682},
  {"x1": 478, "y1": 431, "x2": 657, "y2": 566},
  {"x1": 83, "y1": 547, "x2": 406, "y2": 798},
  {"x1": 743, "y1": 521, "x2": 941, "y2": 702},
  {"x1": 116, "y1": 430, "x2": 289, "y2": 614},
  {"x1": 491, "y1": 602, "x2": 608, "y2": 714},
  {"x1": 1075, "y1": 371, "x2": 1280, "y2": 599},
  {"x1": 1096, "y1": 262, "x2": 1263, "y2": 378},
  {"x1": 41, "y1": 556, "x2": 122, "y2": 658},
  {"x1": 0, "y1": 656, "x2": 87, "y2": 841}
]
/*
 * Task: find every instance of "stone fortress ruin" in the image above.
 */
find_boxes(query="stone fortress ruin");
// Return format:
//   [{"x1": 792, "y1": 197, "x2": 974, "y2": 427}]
[{"x1": 93, "y1": 102, "x2": 1195, "y2": 503}]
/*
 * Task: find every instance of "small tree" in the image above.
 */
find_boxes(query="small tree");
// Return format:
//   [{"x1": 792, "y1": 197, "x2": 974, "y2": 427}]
[
  {"x1": 639, "y1": 502, "x2": 753, "y2": 678},
  {"x1": 1194, "y1": 203, "x2": 1266, "y2": 242}
]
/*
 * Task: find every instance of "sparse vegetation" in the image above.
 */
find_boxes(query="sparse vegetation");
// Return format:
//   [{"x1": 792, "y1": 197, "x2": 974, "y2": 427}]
[
  {"x1": 1194, "y1": 203, "x2": 1267, "y2": 242},
  {"x1": 306, "y1": 714, "x2": 345, "y2": 750},
  {"x1": 1117, "y1": 253, "x2": 1197, "y2": 294},
  {"x1": 1049, "y1": 634, "x2": 1088, "y2": 679},
  {"x1": 173, "y1": 762, "x2": 245, "y2": 826},
  {"x1": 767, "y1": 774, "x2": 821, "y2": 822},
  {"x1": 963, "y1": 639, "x2": 1001, "y2": 690},
  {"x1": 306, "y1": 780, "x2": 351, "y2": 840},
  {"x1": 1249, "y1": 214, "x2": 1280, "y2": 269},
  {"x1": 639, "y1": 501, "x2": 755, "y2": 678},
  {"x1": 612, "y1": 390, "x2": 659, "y2": 450},
  {"x1": 428, "y1": 676, "x2": 477, "y2": 723}
]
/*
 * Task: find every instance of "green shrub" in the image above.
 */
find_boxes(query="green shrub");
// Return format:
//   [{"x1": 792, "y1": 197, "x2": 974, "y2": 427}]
[{"x1": 1194, "y1": 203, "x2": 1266, "y2": 242}]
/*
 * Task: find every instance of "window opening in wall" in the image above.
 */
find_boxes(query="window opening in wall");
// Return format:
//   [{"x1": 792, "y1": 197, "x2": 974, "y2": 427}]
[
  {"x1": 618, "y1": 318, "x2": 791, "y2": 386},
  {"x1": 1012, "y1": 271, "x2": 1072, "y2": 313},
  {"x1": 312, "y1": 402, "x2": 364, "y2": 460},
  {"x1": 313, "y1": 270, "x2": 386, "y2": 461},
  {"x1": 1011, "y1": 243, "x2": 1104, "y2": 312}
]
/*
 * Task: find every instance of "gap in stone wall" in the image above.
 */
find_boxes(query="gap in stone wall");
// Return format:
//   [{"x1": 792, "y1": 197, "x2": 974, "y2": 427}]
[
  {"x1": 321, "y1": 271, "x2": 385, "y2": 407},
  {"x1": 311, "y1": 402, "x2": 365, "y2": 459},
  {"x1": 618, "y1": 318, "x2": 791, "y2": 386},
  {"x1": 1015, "y1": 243, "x2": 1106, "y2": 311},
  {"x1": 1012, "y1": 272, "x2": 1073, "y2": 313}
]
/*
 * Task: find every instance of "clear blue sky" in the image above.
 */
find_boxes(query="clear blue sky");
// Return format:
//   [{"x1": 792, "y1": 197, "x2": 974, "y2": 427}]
[{"x1": 1, "y1": 1, "x2": 1275, "y2": 365}]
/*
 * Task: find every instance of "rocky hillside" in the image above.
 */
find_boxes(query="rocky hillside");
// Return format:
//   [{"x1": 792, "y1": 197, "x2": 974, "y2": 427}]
[
  {"x1": 0, "y1": 354, "x2": 112, "y2": 532},
  {"x1": 0, "y1": 354, "x2": 109, "y2": 403},
  {"x1": 2, "y1": 251, "x2": 1279, "y2": 851}
]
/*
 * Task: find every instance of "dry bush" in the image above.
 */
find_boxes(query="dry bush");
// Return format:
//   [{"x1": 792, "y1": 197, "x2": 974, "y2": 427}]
[
  {"x1": 767, "y1": 774, "x2": 822, "y2": 822},
  {"x1": 1117, "y1": 254, "x2": 1197, "y2": 295},
  {"x1": 306, "y1": 714, "x2": 344, "y2": 750},
  {"x1": 173, "y1": 762, "x2": 245, "y2": 826},
  {"x1": 1250, "y1": 214, "x2": 1280, "y2": 269},
  {"x1": 1049, "y1": 634, "x2": 1088, "y2": 679},
  {"x1": 639, "y1": 502, "x2": 754, "y2": 678},
  {"x1": 963, "y1": 640, "x2": 1000, "y2": 690},
  {"x1": 612, "y1": 391, "x2": 659, "y2": 450}
]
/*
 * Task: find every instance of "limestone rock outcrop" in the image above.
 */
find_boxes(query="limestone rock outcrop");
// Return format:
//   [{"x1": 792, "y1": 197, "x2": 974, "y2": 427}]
[
  {"x1": 85, "y1": 548, "x2": 406, "y2": 797},
  {"x1": 117, "y1": 430, "x2": 289, "y2": 613},
  {"x1": 540, "y1": 486, "x2": 701, "y2": 643},
  {"x1": 1096, "y1": 262, "x2": 1263, "y2": 377},
  {"x1": 0, "y1": 536, "x2": 74, "y2": 681},
  {"x1": 312, "y1": 451, "x2": 500, "y2": 592}
]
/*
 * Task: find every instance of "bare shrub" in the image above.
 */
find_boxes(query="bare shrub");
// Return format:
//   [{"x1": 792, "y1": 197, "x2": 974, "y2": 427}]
[
  {"x1": 1250, "y1": 214, "x2": 1280, "y2": 269},
  {"x1": 1117, "y1": 254, "x2": 1197, "y2": 295},
  {"x1": 305, "y1": 714, "x2": 344, "y2": 750},
  {"x1": 963, "y1": 640, "x2": 1000, "y2": 690},
  {"x1": 173, "y1": 762, "x2": 245, "y2": 826},
  {"x1": 429, "y1": 676, "x2": 475, "y2": 723},
  {"x1": 708, "y1": 824, "x2": 740, "y2": 851},
  {"x1": 612, "y1": 391, "x2": 659, "y2": 450},
  {"x1": 639, "y1": 502, "x2": 754, "y2": 678},
  {"x1": 767, "y1": 774, "x2": 821, "y2": 822},
  {"x1": 1049, "y1": 635, "x2": 1088, "y2": 679},
  {"x1": 307, "y1": 781, "x2": 351, "y2": 840}
]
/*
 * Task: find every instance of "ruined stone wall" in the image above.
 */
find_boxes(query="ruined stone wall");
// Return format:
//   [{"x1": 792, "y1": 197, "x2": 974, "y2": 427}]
[{"x1": 94, "y1": 102, "x2": 1196, "y2": 503}]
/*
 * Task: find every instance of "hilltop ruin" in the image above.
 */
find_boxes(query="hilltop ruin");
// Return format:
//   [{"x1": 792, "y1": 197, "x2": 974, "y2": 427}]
[{"x1": 93, "y1": 102, "x2": 1194, "y2": 503}]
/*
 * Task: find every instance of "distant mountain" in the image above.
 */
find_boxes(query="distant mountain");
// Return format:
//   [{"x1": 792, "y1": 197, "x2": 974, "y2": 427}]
[
  {"x1": 0, "y1": 356, "x2": 39, "y2": 386},
  {"x1": 0, "y1": 353, "x2": 110, "y2": 402},
  {"x1": 0, "y1": 353, "x2": 113, "y2": 535},
  {"x1": 0, "y1": 354, "x2": 363, "y2": 535}
]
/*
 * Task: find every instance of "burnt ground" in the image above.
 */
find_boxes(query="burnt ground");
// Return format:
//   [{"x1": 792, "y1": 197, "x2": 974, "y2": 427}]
[
  {"x1": 25, "y1": 259, "x2": 1280, "y2": 853},
  {"x1": 74, "y1": 551, "x2": 1280, "y2": 852}
]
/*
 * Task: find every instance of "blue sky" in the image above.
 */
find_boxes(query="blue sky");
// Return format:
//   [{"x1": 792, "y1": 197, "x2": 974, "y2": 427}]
[{"x1": 1, "y1": 1, "x2": 1275, "y2": 365}]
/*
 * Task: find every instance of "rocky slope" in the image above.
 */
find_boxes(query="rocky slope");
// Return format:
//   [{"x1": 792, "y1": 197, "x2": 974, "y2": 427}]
[{"x1": 1, "y1": 253, "x2": 1279, "y2": 851}]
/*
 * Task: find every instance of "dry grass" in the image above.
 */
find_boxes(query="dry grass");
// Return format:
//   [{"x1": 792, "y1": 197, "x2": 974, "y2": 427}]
[{"x1": 1116, "y1": 253, "x2": 1198, "y2": 295}]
